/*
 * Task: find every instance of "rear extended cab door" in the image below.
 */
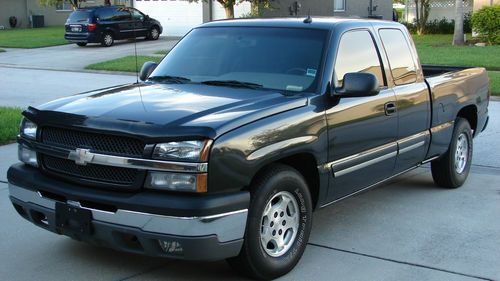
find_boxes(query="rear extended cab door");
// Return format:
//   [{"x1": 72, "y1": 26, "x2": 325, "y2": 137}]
[
  {"x1": 373, "y1": 23, "x2": 432, "y2": 173},
  {"x1": 324, "y1": 24, "x2": 398, "y2": 201}
]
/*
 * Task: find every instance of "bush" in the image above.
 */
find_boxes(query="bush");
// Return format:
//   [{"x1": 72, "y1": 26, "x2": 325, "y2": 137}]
[
  {"x1": 472, "y1": 5, "x2": 500, "y2": 45},
  {"x1": 401, "y1": 13, "x2": 472, "y2": 35}
]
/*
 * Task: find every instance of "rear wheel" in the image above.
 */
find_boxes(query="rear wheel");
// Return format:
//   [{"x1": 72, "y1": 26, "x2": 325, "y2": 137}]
[
  {"x1": 227, "y1": 164, "x2": 312, "y2": 280},
  {"x1": 101, "y1": 32, "x2": 114, "y2": 47},
  {"x1": 431, "y1": 117, "x2": 473, "y2": 188},
  {"x1": 76, "y1": 42, "x2": 87, "y2": 47}
]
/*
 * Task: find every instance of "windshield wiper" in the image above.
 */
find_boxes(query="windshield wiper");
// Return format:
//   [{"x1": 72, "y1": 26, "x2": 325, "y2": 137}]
[
  {"x1": 148, "y1": 75, "x2": 191, "y2": 84},
  {"x1": 201, "y1": 80, "x2": 263, "y2": 89}
]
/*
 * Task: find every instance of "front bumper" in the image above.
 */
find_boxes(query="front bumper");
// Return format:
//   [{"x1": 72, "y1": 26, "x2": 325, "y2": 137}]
[{"x1": 8, "y1": 164, "x2": 249, "y2": 260}]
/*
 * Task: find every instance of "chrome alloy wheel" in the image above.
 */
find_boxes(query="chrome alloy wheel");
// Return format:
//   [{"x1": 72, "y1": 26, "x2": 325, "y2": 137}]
[
  {"x1": 455, "y1": 133, "x2": 469, "y2": 174},
  {"x1": 260, "y1": 191, "x2": 300, "y2": 257},
  {"x1": 151, "y1": 28, "x2": 159, "y2": 39},
  {"x1": 104, "y1": 34, "x2": 113, "y2": 46}
]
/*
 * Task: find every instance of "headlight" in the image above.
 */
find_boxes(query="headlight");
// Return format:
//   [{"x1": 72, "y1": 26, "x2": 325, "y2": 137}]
[
  {"x1": 153, "y1": 140, "x2": 211, "y2": 161},
  {"x1": 145, "y1": 171, "x2": 207, "y2": 192},
  {"x1": 18, "y1": 145, "x2": 38, "y2": 167},
  {"x1": 20, "y1": 118, "x2": 37, "y2": 140}
]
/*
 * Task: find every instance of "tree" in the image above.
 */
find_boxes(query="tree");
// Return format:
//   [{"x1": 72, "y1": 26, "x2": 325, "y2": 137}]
[
  {"x1": 414, "y1": 0, "x2": 430, "y2": 35},
  {"x1": 217, "y1": 0, "x2": 236, "y2": 18},
  {"x1": 38, "y1": 0, "x2": 81, "y2": 10},
  {"x1": 453, "y1": 0, "x2": 465, "y2": 45}
]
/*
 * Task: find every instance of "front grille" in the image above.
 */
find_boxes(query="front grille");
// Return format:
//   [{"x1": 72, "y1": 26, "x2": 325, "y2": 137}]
[
  {"x1": 41, "y1": 127, "x2": 145, "y2": 157},
  {"x1": 43, "y1": 155, "x2": 138, "y2": 185}
]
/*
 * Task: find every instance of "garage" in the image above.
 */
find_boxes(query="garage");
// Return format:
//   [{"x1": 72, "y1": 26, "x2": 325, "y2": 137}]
[{"x1": 133, "y1": 0, "x2": 250, "y2": 37}]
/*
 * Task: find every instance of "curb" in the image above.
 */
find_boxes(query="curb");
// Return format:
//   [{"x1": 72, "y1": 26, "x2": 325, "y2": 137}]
[{"x1": 0, "y1": 64, "x2": 136, "y2": 76}]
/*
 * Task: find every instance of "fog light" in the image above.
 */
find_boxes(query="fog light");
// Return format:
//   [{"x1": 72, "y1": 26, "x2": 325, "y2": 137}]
[
  {"x1": 158, "y1": 240, "x2": 184, "y2": 255},
  {"x1": 18, "y1": 145, "x2": 38, "y2": 167},
  {"x1": 145, "y1": 172, "x2": 207, "y2": 192}
]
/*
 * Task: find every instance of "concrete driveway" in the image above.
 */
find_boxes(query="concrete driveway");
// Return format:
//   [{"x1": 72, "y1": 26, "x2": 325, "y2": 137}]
[
  {"x1": 0, "y1": 102, "x2": 498, "y2": 280},
  {"x1": 0, "y1": 37, "x2": 177, "y2": 71}
]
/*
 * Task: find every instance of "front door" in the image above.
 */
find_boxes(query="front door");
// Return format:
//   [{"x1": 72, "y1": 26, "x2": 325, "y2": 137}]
[{"x1": 325, "y1": 29, "x2": 398, "y2": 201}]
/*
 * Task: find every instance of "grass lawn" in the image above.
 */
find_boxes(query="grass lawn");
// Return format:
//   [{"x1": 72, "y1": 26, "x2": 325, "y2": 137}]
[
  {"x1": 412, "y1": 34, "x2": 500, "y2": 95},
  {"x1": 155, "y1": 49, "x2": 169, "y2": 55},
  {"x1": 0, "y1": 107, "x2": 23, "y2": 145},
  {"x1": 85, "y1": 55, "x2": 162, "y2": 72},
  {"x1": 0, "y1": 26, "x2": 68, "y2": 48}
]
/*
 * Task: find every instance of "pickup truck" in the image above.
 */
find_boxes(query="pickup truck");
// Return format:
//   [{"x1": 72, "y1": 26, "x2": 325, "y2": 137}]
[{"x1": 8, "y1": 18, "x2": 489, "y2": 280}]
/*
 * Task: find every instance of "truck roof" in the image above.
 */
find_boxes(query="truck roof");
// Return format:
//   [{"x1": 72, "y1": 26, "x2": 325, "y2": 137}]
[{"x1": 201, "y1": 17, "x2": 401, "y2": 30}]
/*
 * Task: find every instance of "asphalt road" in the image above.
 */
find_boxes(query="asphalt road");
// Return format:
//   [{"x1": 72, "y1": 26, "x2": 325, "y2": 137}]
[
  {"x1": 0, "y1": 37, "x2": 177, "y2": 71},
  {"x1": 0, "y1": 67, "x2": 135, "y2": 108}
]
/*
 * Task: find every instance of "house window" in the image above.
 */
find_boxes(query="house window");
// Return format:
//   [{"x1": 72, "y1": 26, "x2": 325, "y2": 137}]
[
  {"x1": 334, "y1": 0, "x2": 345, "y2": 12},
  {"x1": 56, "y1": 1, "x2": 73, "y2": 11}
]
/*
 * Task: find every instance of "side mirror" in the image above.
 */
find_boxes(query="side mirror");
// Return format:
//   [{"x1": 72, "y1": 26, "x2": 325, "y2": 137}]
[
  {"x1": 333, "y1": 72, "x2": 380, "y2": 98},
  {"x1": 139, "y1": 61, "x2": 158, "y2": 81}
]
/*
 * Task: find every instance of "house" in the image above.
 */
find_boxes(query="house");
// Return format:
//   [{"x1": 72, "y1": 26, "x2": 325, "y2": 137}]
[
  {"x1": 259, "y1": 0, "x2": 393, "y2": 21},
  {"x1": 1, "y1": 0, "x2": 394, "y2": 36}
]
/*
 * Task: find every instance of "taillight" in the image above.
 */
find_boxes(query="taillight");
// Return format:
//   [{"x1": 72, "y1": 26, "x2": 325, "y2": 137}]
[{"x1": 87, "y1": 23, "x2": 97, "y2": 32}]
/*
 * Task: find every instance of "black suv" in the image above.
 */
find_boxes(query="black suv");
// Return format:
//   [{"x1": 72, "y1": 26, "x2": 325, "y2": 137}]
[{"x1": 65, "y1": 6, "x2": 162, "y2": 47}]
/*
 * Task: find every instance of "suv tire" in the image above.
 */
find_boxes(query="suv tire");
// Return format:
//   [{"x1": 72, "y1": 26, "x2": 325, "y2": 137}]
[
  {"x1": 431, "y1": 117, "x2": 473, "y2": 188},
  {"x1": 227, "y1": 164, "x2": 313, "y2": 280},
  {"x1": 101, "y1": 32, "x2": 114, "y2": 47}
]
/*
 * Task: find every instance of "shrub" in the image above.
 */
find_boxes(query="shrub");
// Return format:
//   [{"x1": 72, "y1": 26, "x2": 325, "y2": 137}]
[
  {"x1": 472, "y1": 5, "x2": 500, "y2": 45},
  {"x1": 401, "y1": 13, "x2": 472, "y2": 35}
]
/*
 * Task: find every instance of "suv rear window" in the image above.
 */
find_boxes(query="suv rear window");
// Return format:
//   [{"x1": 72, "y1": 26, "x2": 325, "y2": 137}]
[{"x1": 67, "y1": 11, "x2": 91, "y2": 23}]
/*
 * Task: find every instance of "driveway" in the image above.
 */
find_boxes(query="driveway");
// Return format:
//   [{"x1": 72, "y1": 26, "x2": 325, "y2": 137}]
[
  {"x1": 0, "y1": 37, "x2": 178, "y2": 71},
  {"x1": 0, "y1": 67, "x2": 498, "y2": 280}
]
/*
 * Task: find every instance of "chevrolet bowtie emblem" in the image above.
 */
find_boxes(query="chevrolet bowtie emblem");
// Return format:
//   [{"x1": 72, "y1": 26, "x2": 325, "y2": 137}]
[{"x1": 68, "y1": 148, "x2": 94, "y2": 166}]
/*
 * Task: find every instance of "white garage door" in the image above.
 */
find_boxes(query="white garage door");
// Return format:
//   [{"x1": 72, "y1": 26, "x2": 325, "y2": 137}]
[
  {"x1": 211, "y1": 1, "x2": 251, "y2": 20},
  {"x1": 133, "y1": 0, "x2": 203, "y2": 37}
]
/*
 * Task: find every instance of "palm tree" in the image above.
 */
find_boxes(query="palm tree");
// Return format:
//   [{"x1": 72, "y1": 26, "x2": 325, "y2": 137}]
[{"x1": 452, "y1": 0, "x2": 465, "y2": 45}]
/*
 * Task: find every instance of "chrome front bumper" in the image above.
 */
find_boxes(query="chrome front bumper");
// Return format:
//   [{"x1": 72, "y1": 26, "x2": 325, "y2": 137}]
[{"x1": 9, "y1": 183, "x2": 247, "y2": 260}]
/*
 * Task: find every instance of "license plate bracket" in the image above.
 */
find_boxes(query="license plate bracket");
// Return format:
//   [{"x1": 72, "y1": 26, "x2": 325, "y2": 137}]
[
  {"x1": 55, "y1": 202, "x2": 93, "y2": 236},
  {"x1": 70, "y1": 26, "x2": 82, "y2": 32}
]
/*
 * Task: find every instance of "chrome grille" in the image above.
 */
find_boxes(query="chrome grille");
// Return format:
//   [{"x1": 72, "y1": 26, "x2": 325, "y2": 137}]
[
  {"x1": 43, "y1": 155, "x2": 139, "y2": 185},
  {"x1": 41, "y1": 127, "x2": 144, "y2": 157}
]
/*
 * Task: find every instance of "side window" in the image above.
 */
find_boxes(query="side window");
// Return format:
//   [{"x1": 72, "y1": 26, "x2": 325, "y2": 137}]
[
  {"x1": 96, "y1": 8, "x2": 114, "y2": 21},
  {"x1": 379, "y1": 29, "x2": 417, "y2": 85},
  {"x1": 131, "y1": 9, "x2": 144, "y2": 21},
  {"x1": 334, "y1": 30, "x2": 385, "y2": 88},
  {"x1": 112, "y1": 8, "x2": 132, "y2": 21}
]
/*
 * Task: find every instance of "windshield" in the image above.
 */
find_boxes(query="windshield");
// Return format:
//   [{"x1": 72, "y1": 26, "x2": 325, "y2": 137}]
[
  {"x1": 150, "y1": 27, "x2": 328, "y2": 93},
  {"x1": 67, "y1": 11, "x2": 91, "y2": 23}
]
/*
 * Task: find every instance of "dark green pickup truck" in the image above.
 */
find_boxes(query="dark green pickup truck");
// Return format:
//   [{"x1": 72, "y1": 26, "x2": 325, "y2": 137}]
[{"x1": 9, "y1": 17, "x2": 489, "y2": 280}]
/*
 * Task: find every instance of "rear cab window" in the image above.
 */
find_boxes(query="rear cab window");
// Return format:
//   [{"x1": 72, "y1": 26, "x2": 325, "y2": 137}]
[
  {"x1": 334, "y1": 30, "x2": 386, "y2": 88},
  {"x1": 378, "y1": 29, "x2": 417, "y2": 85}
]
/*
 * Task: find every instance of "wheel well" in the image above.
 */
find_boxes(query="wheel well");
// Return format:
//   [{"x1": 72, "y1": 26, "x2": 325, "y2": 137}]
[
  {"x1": 457, "y1": 105, "x2": 477, "y2": 134},
  {"x1": 252, "y1": 154, "x2": 320, "y2": 209}
]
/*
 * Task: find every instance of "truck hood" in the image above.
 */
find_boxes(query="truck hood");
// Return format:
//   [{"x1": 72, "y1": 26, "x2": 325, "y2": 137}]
[{"x1": 28, "y1": 83, "x2": 307, "y2": 141}]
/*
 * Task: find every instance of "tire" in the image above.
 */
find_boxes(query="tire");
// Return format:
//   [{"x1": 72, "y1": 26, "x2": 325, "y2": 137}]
[
  {"x1": 76, "y1": 42, "x2": 87, "y2": 47},
  {"x1": 227, "y1": 164, "x2": 313, "y2": 280},
  {"x1": 431, "y1": 117, "x2": 473, "y2": 188},
  {"x1": 101, "y1": 32, "x2": 114, "y2": 47},
  {"x1": 147, "y1": 26, "x2": 160, "y2": 40}
]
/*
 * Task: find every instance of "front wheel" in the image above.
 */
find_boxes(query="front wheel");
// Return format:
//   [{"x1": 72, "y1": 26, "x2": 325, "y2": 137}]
[
  {"x1": 431, "y1": 117, "x2": 473, "y2": 188},
  {"x1": 147, "y1": 26, "x2": 160, "y2": 40},
  {"x1": 227, "y1": 164, "x2": 312, "y2": 280}
]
